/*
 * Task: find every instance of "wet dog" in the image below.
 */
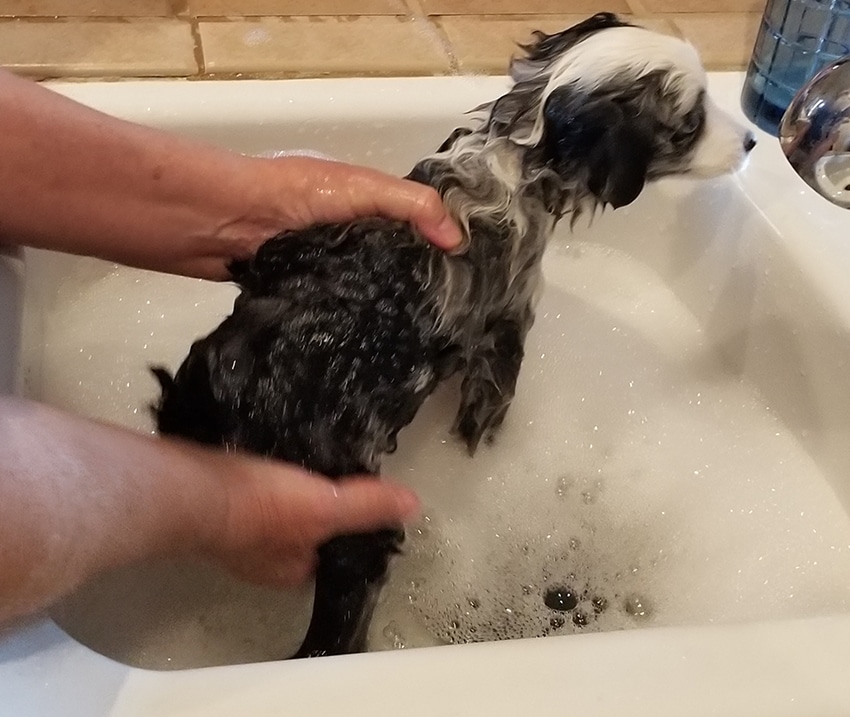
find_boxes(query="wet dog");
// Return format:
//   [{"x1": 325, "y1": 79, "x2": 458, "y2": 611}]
[{"x1": 153, "y1": 13, "x2": 754, "y2": 658}]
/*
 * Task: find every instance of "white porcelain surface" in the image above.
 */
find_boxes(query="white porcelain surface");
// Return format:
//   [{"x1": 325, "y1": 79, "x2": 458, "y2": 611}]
[{"x1": 2, "y1": 73, "x2": 850, "y2": 716}]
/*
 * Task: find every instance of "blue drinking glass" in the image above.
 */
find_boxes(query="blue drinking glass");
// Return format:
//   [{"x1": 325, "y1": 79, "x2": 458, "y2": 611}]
[{"x1": 741, "y1": 0, "x2": 850, "y2": 135}]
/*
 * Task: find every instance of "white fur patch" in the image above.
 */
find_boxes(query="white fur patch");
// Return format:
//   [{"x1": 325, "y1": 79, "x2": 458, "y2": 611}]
[
  {"x1": 688, "y1": 96, "x2": 753, "y2": 177},
  {"x1": 546, "y1": 27, "x2": 705, "y2": 99}
]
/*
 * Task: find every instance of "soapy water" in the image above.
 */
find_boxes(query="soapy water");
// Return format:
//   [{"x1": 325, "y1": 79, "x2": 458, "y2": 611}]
[
  {"x1": 22, "y1": 239, "x2": 850, "y2": 665},
  {"x1": 374, "y1": 241, "x2": 850, "y2": 648}
]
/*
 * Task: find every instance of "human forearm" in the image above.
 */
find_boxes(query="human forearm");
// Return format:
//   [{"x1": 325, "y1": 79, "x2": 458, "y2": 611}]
[
  {"x1": 0, "y1": 69, "x2": 460, "y2": 280},
  {"x1": 0, "y1": 68, "x2": 281, "y2": 279},
  {"x1": 0, "y1": 396, "x2": 418, "y2": 623},
  {"x1": 0, "y1": 396, "x2": 227, "y2": 621}
]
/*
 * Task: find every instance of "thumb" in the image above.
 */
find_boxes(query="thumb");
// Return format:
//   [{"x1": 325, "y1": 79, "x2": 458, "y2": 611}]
[
  {"x1": 390, "y1": 179, "x2": 464, "y2": 251},
  {"x1": 317, "y1": 477, "x2": 420, "y2": 538},
  {"x1": 339, "y1": 167, "x2": 463, "y2": 251}
]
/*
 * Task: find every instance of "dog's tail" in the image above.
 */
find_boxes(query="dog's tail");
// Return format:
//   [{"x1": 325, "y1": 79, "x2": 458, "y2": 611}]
[{"x1": 149, "y1": 350, "x2": 228, "y2": 446}]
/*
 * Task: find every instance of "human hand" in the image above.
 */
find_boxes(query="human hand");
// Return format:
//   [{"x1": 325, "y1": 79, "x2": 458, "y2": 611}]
[
  {"x1": 250, "y1": 155, "x2": 462, "y2": 252},
  {"x1": 0, "y1": 68, "x2": 461, "y2": 282},
  {"x1": 0, "y1": 396, "x2": 420, "y2": 622},
  {"x1": 204, "y1": 456, "x2": 420, "y2": 587}
]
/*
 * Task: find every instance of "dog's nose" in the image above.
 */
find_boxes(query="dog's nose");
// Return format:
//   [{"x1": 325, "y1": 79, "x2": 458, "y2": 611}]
[{"x1": 743, "y1": 133, "x2": 757, "y2": 153}]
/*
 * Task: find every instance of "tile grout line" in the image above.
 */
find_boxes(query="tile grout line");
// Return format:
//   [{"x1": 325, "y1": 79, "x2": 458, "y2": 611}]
[
  {"x1": 402, "y1": 0, "x2": 459, "y2": 75},
  {"x1": 188, "y1": 17, "x2": 205, "y2": 76},
  {"x1": 0, "y1": 16, "x2": 187, "y2": 23},
  {"x1": 428, "y1": 16, "x2": 462, "y2": 75}
]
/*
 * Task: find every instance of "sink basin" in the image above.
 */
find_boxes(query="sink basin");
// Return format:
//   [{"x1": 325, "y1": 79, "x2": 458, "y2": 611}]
[{"x1": 2, "y1": 72, "x2": 850, "y2": 716}]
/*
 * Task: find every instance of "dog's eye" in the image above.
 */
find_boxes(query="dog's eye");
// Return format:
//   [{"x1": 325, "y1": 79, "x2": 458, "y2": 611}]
[
  {"x1": 667, "y1": 104, "x2": 705, "y2": 149},
  {"x1": 679, "y1": 107, "x2": 703, "y2": 134},
  {"x1": 679, "y1": 106, "x2": 704, "y2": 135}
]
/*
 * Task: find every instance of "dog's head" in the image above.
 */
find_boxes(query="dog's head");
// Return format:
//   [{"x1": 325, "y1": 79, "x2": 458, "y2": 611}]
[{"x1": 488, "y1": 13, "x2": 755, "y2": 209}]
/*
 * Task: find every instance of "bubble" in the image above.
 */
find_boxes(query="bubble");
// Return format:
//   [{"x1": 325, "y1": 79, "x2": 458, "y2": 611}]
[
  {"x1": 381, "y1": 621, "x2": 407, "y2": 649},
  {"x1": 572, "y1": 609, "x2": 588, "y2": 627},
  {"x1": 623, "y1": 595, "x2": 652, "y2": 621},
  {"x1": 592, "y1": 596, "x2": 608, "y2": 614},
  {"x1": 544, "y1": 587, "x2": 578, "y2": 612},
  {"x1": 556, "y1": 475, "x2": 573, "y2": 497}
]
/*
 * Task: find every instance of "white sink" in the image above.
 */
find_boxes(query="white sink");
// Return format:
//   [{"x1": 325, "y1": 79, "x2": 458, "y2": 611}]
[{"x1": 2, "y1": 73, "x2": 850, "y2": 716}]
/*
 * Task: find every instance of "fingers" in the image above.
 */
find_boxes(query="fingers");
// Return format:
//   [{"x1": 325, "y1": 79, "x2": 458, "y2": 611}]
[
  {"x1": 268, "y1": 157, "x2": 463, "y2": 252},
  {"x1": 213, "y1": 469, "x2": 419, "y2": 589},
  {"x1": 346, "y1": 167, "x2": 462, "y2": 250},
  {"x1": 315, "y1": 476, "x2": 420, "y2": 539},
  {"x1": 210, "y1": 453, "x2": 421, "y2": 586},
  {"x1": 365, "y1": 175, "x2": 463, "y2": 251}
]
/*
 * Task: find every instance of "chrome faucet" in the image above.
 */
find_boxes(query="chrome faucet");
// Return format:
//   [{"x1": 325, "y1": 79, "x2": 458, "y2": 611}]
[{"x1": 779, "y1": 55, "x2": 850, "y2": 208}]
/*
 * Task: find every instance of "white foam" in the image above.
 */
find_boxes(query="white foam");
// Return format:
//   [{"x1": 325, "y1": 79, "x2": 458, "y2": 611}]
[
  {"x1": 31, "y1": 262, "x2": 238, "y2": 433},
  {"x1": 370, "y1": 241, "x2": 850, "y2": 649}
]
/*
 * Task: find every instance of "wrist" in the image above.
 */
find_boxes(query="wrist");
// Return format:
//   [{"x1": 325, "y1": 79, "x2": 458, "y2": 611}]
[
  {"x1": 155, "y1": 439, "x2": 235, "y2": 559},
  {"x1": 126, "y1": 150, "x2": 282, "y2": 281},
  {"x1": 166, "y1": 153, "x2": 305, "y2": 280}
]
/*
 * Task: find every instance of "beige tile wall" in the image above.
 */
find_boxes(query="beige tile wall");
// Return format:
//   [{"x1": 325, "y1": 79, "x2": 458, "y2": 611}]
[{"x1": 0, "y1": 0, "x2": 764, "y2": 80}]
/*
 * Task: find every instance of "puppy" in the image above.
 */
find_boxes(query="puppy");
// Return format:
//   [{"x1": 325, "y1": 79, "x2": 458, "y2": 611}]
[{"x1": 153, "y1": 13, "x2": 754, "y2": 658}]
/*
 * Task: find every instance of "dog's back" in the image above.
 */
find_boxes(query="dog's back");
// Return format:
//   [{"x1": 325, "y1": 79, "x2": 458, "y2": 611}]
[{"x1": 156, "y1": 220, "x2": 454, "y2": 477}]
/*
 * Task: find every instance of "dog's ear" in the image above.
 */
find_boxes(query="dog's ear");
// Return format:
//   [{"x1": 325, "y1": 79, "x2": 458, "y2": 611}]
[
  {"x1": 585, "y1": 114, "x2": 655, "y2": 209},
  {"x1": 541, "y1": 87, "x2": 655, "y2": 208}
]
